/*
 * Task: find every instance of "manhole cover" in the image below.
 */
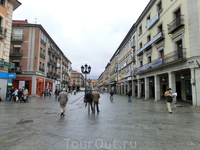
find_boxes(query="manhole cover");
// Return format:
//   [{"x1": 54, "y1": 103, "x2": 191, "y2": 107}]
[{"x1": 16, "y1": 120, "x2": 34, "y2": 125}]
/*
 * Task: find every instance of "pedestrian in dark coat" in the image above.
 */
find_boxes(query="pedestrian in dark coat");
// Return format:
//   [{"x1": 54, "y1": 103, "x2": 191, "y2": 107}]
[{"x1": 85, "y1": 90, "x2": 93, "y2": 113}]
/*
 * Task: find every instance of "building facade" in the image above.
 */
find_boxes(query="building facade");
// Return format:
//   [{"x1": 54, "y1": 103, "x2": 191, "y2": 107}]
[
  {"x1": 70, "y1": 70, "x2": 84, "y2": 92},
  {"x1": 0, "y1": 0, "x2": 21, "y2": 100},
  {"x1": 9, "y1": 20, "x2": 71, "y2": 97},
  {"x1": 99, "y1": 0, "x2": 200, "y2": 106}
]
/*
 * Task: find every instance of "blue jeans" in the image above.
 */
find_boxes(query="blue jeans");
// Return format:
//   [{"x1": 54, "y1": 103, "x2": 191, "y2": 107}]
[
  {"x1": 110, "y1": 95, "x2": 113, "y2": 101},
  {"x1": 128, "y1": 96, "x2": 132, "y2": 102}
]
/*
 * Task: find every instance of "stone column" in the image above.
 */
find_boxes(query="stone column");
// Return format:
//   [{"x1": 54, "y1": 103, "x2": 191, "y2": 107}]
[
  {"x1": 137, "y1": 79, "x2": 141, "y2": 98},
  {"x1": 191, "y1": 68, "x2": 197, "y2": 106},
  {"x1": 154, "y1": 75, "x2": 161, "y2": 102},
  {"x1": 168, "y1": 72, "x2": 177, "y2": 103},
  {"x1": 132, "y1": 80, "x2": 135, "y2": 97},
  {"x1": 125, "y1": 83, "x2": 128, "y2": 95},
  {"x1": 145, "y1": 77, "x2": 149, "y2": 100}
]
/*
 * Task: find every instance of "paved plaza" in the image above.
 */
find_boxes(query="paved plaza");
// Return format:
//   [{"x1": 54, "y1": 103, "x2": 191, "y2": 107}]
[{"x1": 0, "y1": 92, "x2": 200, "y2": 150}]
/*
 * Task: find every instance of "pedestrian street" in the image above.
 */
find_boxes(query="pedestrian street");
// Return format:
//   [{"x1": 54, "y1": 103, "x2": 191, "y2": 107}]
[{"x1": 0, "y1": 92, "x2": 200, "y2": 150}]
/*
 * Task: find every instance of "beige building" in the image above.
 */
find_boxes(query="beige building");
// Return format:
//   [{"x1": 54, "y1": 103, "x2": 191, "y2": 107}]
[
  {"x1": 100, "y1": 0, "x2": 200, "y2": 106},
  {"x1": 70, "y1": 70, "x2": 84, "y2": 91},
  {"x1": 97, "y1": 62, "x2": 110, "y2": 92},
  {"x1": 0, "y1": 0, "x2": 21, "y2": 99}
]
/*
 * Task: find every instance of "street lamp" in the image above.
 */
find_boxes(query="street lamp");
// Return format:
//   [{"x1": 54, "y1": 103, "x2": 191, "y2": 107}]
[{"x1": 81, "y1": 64, "x2": 91, "y2": 93}]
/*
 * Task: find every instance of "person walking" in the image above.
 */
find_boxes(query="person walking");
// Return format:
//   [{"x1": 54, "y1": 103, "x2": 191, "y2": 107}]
[
  {"x1": 54, "y1": 88, "x2": 59, "y2": 100},
  {"x1": 92, "y1": 90, "x2": 100, "y2": 114},
  {"x1": 58, "y1": 88, "x2": 68, "y2": 117},
  {"x1": 18, "y1": 89, "x2": 23, "y2": 102},
  {"x1": 110, "y1": 90, "x2": 114, "y2": 101},
  {"x1": 12, "y1": 88, "x2": 19, "y2": 103},
  {"x1": 23, "y1": 87, "x2": 29, "y2": 102},
  {"x1": 127, "y1": 89, "x2": 132, "y2": 102},
  {"x1": 164, "y1": 88, "x2": 173, "y2": 114},
  {"x1": 9, "y1": 87, "x2": 15, "y2": 101},
  {"x1": 85, "y1": 90, "x2": 93, "y2": 113}
]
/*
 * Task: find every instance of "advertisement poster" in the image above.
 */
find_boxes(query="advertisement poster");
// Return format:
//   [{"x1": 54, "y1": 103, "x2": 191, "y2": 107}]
[{"x1": 19, "y1": 81, "x2": 25, "y2": 89}]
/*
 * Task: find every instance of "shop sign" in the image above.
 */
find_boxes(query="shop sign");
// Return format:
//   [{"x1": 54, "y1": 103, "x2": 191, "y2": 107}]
[
  {"x1": 136, "y1": 32, "x2": 162, "y2": 55},
  {"x1": 22, "y1": 71, "x2": 45, "y2": 76},
  {"x1": 0, "y1": 72, "x2": 16, "y2": 79},
  {"x1": 146, "y1": 12, "x2": 159, "y2": 30},
  {"x1": 0, "y1": 60, "x2": 15, "y2": 68}
]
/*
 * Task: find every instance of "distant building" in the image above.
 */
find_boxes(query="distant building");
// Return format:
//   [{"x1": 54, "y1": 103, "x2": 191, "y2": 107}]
[{"x1": 70, "y1": 70, "x2": 84, "y2": 91}]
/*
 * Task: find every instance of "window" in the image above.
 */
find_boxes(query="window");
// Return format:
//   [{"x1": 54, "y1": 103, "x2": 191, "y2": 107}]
[
  {"x1": 157, "y1": 1, "x2": 162, "y2": 12},
  {"x1": 147, "y1": 15, "x2": 150, "y2": 24},
  {"x1": 148, "y1": 56, "x2": 151, "y2": 63},
  {"x1": 0, "y1": 0, "x2": 5, "y2": 6},
  {"x1": 140, "y1": 60, "x2": 143, "y2": 67},
  {"x1": 139, "y1": 25, "x2": 142, "y2": 36},
  {"x1": 147, "y1": 35, "x2": 151, "y2": 42},
  {"x1": 158, "y1": 24, "x2": 163, "y2": 33},
  {"x1": 0, "y1": 16, "x2": 2, "y2": 26},
  {"x1": 160, "y1": 50, "x2": 164, "y2": 59},
  {"x1": 13, "y1": 28, "x2": 23, "y2": 34},
  {"x1": 139, "y1": 42, "x2": 142, "y2": 48}
]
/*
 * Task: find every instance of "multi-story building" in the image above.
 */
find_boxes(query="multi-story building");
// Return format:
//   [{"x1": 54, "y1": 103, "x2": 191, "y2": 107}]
[
  {"x1": 70, "y1": 70, "x2": 84, "y2": 91},
  {"x1": 100, "y1": 0, "x2": 200, "y2": 106},
  {"x1": 9, "y1": 20, "x2": 71, "y2": 97},
  {"x1": 89, "y1": 79, "x2": 98, "y2": 89},
  {"x1": 0, "y1": 0, "x2": 21, "y2": 99},
  {"x1": 97, "y1": 62, "x2": 110, "y2": 92}
]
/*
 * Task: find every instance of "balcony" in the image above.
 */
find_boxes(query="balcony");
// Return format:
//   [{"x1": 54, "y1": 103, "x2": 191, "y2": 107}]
[
  {"x1": 11, "y1": 34, "x2": 24, "y2": 42},
  {"x1": 0, "y1": 27, "x2": 6, "y2": 39},
  {"x1": 131, "y1": 41, "x2": 136, "y2": 48},
  {"x1": 48, "y1": 47, "x2": 54, "y2": 53},
  {"x1": 48, "y1": 58, "x2": 57, "y2": 67},
  {"x1": 136, "y1": 48, "x2": 186, "y2": 73},
  {"x1": 10, "y1": 50, "x2": 23, "y2": 57},
  {"x1": 39, "y1": 67, "x2": 45, "y2": 72},
  {"x1": 47, "y1": 71, "x2": 53, "y2": 77},
  {"x1": 40, "y1": 39, "x2": 46, "y2": 46},
  {"x1": 40, "y1": 53, "x2": 45, "y2": 59},
  {"x1": 137, "y1": 32, "x2": 163, "y2": 55},
  {"x1": 8, "y1": 67, "x2": 22, "y2": 74},
  {"x1": 168, "y1": 15, "x2": 184, "y2": 34}
]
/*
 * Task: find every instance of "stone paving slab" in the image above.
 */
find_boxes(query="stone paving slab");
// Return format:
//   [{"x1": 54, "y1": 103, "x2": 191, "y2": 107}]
[{"x1": 0, "y1": 92, "x2": 200, "y2": 150}]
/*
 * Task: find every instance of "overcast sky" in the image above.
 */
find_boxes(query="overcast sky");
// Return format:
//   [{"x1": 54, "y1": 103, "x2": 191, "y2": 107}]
[{"x1": 13, "y1": 0, "x2": 150, "y2": 79}]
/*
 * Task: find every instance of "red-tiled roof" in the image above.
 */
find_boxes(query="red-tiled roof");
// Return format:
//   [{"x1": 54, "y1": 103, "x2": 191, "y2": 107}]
[{"x1": 12, "y1": 20, "x2": 28, "y2": 24}]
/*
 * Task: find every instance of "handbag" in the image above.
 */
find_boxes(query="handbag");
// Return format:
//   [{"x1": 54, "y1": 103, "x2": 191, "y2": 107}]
[{"x1": 166, "y1": 96, "x2": 173, "y2": 102}]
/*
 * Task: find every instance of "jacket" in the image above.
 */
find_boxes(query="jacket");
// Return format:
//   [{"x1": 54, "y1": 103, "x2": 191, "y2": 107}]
[
  {"x1": 85, "y1": 91, "x2": 93, "y2": 103},
  {"x1": 58, "y1": 91, "x2": 68, "y2": 105},
  {"x1": 92, "y1": 91, "x2": 100, "y2": 102}
]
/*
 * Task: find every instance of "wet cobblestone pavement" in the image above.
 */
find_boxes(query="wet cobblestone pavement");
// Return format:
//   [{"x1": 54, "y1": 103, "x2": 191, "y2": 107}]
[{"x1": 0, "y1": 92, "x2": 200, "y2": 150}]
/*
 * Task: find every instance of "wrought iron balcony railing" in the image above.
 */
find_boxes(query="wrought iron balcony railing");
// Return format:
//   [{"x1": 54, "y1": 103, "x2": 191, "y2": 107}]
[
  {"x1": 39, "y1": 67, "x2": 45, "y2": 72},
  {"x1": 8, "y1": 67, "x2": 22, "y2": 72},
  {"x1": 136, "y1": 48, "x2": 186, "y2": 73},
  {"x1": 10, "y1": 50, "x2": 23, "y2": 57},
  {"x1": 40, "y1": 53, "x2": 45, "y2": 59},
  {"x1": 168, "y1": 15, "x2": 184, "y2": 34},
  {"x1": 11, "y1": 34, "x2": 24, "y2": 41}
]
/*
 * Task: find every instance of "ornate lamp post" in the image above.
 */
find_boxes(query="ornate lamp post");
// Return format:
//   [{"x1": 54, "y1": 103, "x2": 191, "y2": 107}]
[{"x1": 81, "y1": 64, "x2": 91, "y2": 93}]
